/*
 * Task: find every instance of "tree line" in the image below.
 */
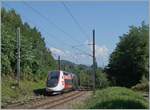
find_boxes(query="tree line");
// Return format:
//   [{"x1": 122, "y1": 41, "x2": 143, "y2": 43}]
[
  {"x1": 2, "y1": 7, "x2": 149, "y2": 89},
  {"x1": 1, "y1": 8, "x2": 109, "y2": 89},
  {"x1": 1, "y1": 7, "x2": 57, "y2": 80},
  {"x1": 106, "y1": 22, "x2": 149, "y2": 87}
]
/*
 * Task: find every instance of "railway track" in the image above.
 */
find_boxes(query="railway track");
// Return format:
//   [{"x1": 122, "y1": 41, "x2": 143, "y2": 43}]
[
  {"x1": 6, "y1": 90, "x2": 86, "y2": 109},
  {"x1": 32, "y1": 91, "x2": 85, "y2": 109}
]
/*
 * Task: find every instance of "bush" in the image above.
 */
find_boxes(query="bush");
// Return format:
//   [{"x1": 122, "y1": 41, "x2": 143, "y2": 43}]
[
  {"x1": 131, "y1": 76, "x2": 149, "y2": 92},
  {"x1": 1, "y1": 76, "x2": 45, "y2": 107},
  {"x1": 95, "y1": 69, "x2": 110, "y2": 89},
  {"x1": 96, "y1": 73, "x2": 109, "y2": 89},
  {"x1": 81, "y1": 87, "x2": 148, "y2": 109}
]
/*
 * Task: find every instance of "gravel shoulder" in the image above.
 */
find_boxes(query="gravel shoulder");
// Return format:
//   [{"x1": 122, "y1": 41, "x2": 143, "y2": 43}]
[{"x1": 52, "y1": 91, "x2": 92, "y2": 109}]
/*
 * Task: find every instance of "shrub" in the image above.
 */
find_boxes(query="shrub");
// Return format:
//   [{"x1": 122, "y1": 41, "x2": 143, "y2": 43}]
[{"x1": 81, "y1": 87, "x2": 148, "y2": 109}]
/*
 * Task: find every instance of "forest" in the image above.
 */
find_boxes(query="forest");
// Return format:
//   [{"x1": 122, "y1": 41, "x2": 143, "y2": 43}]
[
  {"x1": 1, "y1": 7, "x2": 149, "y2": 108},
  {"x1": 1, "y1": 7, "x2": 107, "y2": 87},
  {"x1": 2, "y1": 7, "x2": 57, "y2": 80}
]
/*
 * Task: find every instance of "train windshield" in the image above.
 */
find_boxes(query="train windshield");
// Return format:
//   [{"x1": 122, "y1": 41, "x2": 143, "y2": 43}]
[
  {"x1": 47, "y1": 71, "x2": 60, "y2": 87},
  {"x1": 48, "y1": 71, "x2": 60, "y2": 79}
]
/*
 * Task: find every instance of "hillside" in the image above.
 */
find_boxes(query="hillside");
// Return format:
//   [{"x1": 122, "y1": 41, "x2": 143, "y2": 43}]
[{"x1": 1, "y1": 7, "x2": 57, "y2": 79}]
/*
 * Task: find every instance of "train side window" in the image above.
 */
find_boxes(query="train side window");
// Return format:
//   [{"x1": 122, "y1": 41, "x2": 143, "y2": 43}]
[
  {"x1": 64, "y1": 72, "x2": 68, "y2": 75},
  {"x1": 65, "y1": 79, "x2": 72, "y2": 85}
]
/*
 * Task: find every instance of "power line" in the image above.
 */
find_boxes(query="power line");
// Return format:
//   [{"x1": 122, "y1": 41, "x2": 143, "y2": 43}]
[
  {"x1": 61, "y1": 2, "x2": 89, "y2": 40},
  {"x1": 72, "y1": 46, "x2": 92, "y2": 57},
  {"x1": 4, "y1": 3, "x2": 92, "y2": 64},
  {"x1": 23, "y1": 1, "x2": 82, "y2": 44},
  {"x1": 22, "y1": 2, "x2": 92, "y2": 58},
  {"x1": 3, "y1": 2, "x2": 66, "y2": 54}
]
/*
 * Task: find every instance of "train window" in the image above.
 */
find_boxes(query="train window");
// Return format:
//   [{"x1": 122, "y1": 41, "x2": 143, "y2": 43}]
[
  {"x1": 64, "y1": 72, "x2": 68, "y2": 75},
  {"x1": 48, "y1": 71, "x2": 60, "y2": 80},
  {"x1": 47, "y1": 71, "x2": 60, "y2": 87},
  {"x1": 65, "y1": 79, "x2": 72, "y2": 85}
]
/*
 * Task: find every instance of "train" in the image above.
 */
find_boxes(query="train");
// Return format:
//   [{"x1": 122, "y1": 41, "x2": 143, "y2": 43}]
[{"x1": 46, "y1": 70, "x2": 78, "y2": 94}]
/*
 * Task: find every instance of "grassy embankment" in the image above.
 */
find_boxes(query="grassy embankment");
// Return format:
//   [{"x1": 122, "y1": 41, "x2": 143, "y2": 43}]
[
  {"x1": 79, "y1": 87, "x2": 149, "y2": 109},
  {"x1": 2, "y1": 76, "x2": 46, "y2": 107}
]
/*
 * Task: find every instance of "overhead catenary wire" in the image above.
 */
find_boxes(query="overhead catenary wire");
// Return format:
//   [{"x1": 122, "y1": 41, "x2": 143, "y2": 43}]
[
  {"x1": 23, "y1": 1, "x2": 83, "y2": 45},
  {"x1": 3, "y1": 3, "x2": 67, "y2": 54},
  {"x1": 4, "y1": 3, "x2": 85, "y2": 49},
  {"x1": 61, "y1": 2, "x2": 90, "y2": 41},
  {"x1": 72, "y1": 46, "x2": 92, "y2": 57},
  {"x1": 3, "y1": 3, "x2": 93, "y2": 63},
  {"x1": 22, "y1": 2, "x2": 92, "y2": 57}
]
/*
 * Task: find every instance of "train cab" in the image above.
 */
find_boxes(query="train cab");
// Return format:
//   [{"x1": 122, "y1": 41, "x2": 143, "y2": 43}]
[{"x1": 46, "y1": 70, "x2": 78, "y2": 94}]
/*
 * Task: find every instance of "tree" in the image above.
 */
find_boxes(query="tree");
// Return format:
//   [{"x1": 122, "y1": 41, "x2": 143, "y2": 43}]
[
  {"x1": 1, "y1": 7, "x2": 57, "y2": 80},
  {"x1": 95, "y1": 68, "x2": 109, "y2": 89},
  {"x1": 106, "y1": 22, "x2": 149, "y2": 87}
]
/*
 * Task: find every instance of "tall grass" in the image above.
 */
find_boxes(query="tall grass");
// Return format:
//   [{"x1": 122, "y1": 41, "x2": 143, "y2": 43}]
[
  {"x1": 1, "y1": 76, "x2": 45, "y2": 107},
  {"x1": 80, "y1": 87, "x2": 149, "y2": 109}
]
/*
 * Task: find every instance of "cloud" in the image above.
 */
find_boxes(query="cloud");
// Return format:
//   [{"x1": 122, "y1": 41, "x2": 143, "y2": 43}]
[
  {"x1": 50, "y1": 47, "x2": 77, "y2": 60},
  {"x1": 50, "y1": 47, "x2": 65, "y2": 58},
  {"x1": 84, "y1": 40, "x2": 92, "y2": 45},
  {"x1": 50, "y1": 45, "x2": 109, "y2": 67},
  {"x1": 87, "y1": 42, "x2": 109, "y2": 58},
  {"x1": 95, "y1": 45, "x2": 109, "y2": 58}
]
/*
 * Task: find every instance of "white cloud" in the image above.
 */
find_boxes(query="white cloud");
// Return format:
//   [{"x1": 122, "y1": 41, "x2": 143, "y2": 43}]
[
  {"x1": 50, "y1": 47, "x2": 77, "y2": 61},
  {"x1": 84, "y1": 40, "x2": 92, "y2": 45},
  {"x1": 87, "y1": 43, "x2": 109, "y2": 58},
  {"x1": 95, "y1": 45, "x2": 109, "y2": 58},
  {"x1": 50, "y1": 45, "x2": 109, "y2": 67},
  {"x1": 50, "y1": 47, "x2": 65, "y2": 58}
]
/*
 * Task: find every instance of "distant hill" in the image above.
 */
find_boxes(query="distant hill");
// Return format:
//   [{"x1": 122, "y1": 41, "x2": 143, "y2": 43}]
[
  {"x1": 60, "y1": 60, "x2": 76, "y2": 67},
  {"x1": 56, "y1": 60, "x2": 92, "y2": 73}
]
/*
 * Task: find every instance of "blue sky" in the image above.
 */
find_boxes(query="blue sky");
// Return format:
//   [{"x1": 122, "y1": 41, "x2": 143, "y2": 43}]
[{"x1": 2, "y1": 1, "x2": 148, "y2": 67}]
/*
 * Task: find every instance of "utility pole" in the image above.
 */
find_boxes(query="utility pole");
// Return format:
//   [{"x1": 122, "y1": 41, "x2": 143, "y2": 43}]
[
  {"x1": 58, "y1": 56, "x2": 61, "y2": 71},
  {"x1": 92, "y1": 29, "x2": 96, "y2": 93},
  {"x1": 16, "y1": 27, "x2": 20, "y2": 87}
]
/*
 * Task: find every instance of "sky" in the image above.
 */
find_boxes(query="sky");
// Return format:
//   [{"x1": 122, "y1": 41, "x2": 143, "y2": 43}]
[{"x1": 2, "y1": 1, "x2": 149, "y2": 67}]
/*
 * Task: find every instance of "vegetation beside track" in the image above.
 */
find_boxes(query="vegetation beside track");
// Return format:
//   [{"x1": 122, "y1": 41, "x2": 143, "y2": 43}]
[
  {"x1": 1, "y1": 6, "x2": 149, "y2": 109},
  {"x1": 79, "y1": 87, "x2": 149, "y2": 109},
  {"x1": 1, "y1": 76, "x2": 45, "y2": 108}
]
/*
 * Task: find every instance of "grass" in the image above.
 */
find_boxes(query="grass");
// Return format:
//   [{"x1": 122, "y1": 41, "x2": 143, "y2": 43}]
[
  {"x1": 79, "y1": 87, "x2": 149, "y2": 109},
  {"x1": 1, "y1": 76, "x2": 45, "y2": 107}
]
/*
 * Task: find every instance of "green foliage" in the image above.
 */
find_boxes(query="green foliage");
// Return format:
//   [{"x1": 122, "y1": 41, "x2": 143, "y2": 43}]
[
  {"x1": 1, "y1": 7, "x2": 57, "y2": 79},
  {"x1": 96, "y1": 69, "x2": 110, "y2": 89},
  {"x1": 60, "y1": 60, "x2": 109, "y2": 89},
  {"x1": 2, "y1": 76, "x2": 45, "y2": 107},
  {"x1": 106, "y1": 22, "x2": 149, "y2": 87},
  {"x1": 80, "y1": 87, "x2": 148, "y2": 109}
]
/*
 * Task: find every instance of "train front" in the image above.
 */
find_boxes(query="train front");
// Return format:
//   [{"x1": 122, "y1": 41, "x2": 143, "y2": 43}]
[{"x1": 46, "y1": 71, "x2": 64, "y2": 94}]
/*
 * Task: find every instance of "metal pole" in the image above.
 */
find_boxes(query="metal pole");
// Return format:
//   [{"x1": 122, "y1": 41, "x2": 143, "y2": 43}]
[
  {"x1": 17, "y1": 27, "x2": 20, "y2": 87},
  {"x1": 93, "y1": 29, "x2": 96, "y2": 93},
  {"x1": 58, "y1": 56, "x2": 61, "y2": 71}
]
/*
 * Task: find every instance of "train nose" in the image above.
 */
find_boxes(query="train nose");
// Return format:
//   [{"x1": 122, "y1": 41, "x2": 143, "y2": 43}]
[
  {"x1": 47, "y1": 83, "x2": 57, "y2": 87},
  {"x1": 46, "y1": 87, "x2": 53, "y2": 92},
  {"x1": 47, "y1": 80, "x2": 58, "y2": 87}
]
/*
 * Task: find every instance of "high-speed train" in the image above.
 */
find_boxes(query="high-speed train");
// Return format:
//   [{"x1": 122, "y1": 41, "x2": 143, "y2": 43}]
[{"x1": 46, "y1": 70, "x2": 78, "y2": 94}]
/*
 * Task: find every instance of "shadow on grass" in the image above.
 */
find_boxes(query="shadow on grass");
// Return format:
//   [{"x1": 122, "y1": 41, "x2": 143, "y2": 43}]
[
  {"x1": 33, "y1": 88, "x2": 46, "y2": 96},
  {"x1": 90, "y1": 99, "x2": 148, "y2": 109},
  {"x1": 33, "y1": 88, "x2": 61, "y2": 96}
]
